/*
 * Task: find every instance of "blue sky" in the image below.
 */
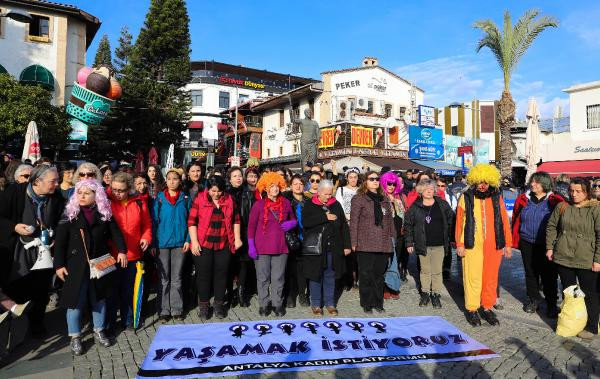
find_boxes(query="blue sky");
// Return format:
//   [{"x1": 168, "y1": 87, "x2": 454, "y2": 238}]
[{"x1": 76, "y1": 0, "x2": 600, "y2": 119}]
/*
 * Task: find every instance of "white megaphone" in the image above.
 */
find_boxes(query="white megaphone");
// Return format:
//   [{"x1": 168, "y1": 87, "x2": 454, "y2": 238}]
[{"x1": 23, "y1": 238, "x2": 54, "y2": 271}]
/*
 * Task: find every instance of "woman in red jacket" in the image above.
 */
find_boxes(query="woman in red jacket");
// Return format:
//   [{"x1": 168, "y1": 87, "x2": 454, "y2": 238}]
[
  {"x1": 188, "y1": 175, "x2": 242, "y2": 320},
  {"x1": 107, "y1": 172, "x2": 152, "y2": 332}
]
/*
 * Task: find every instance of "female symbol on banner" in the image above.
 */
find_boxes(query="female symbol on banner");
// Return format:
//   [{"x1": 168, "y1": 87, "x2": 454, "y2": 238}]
[
  {"x1": 254, "y1": 323, "x2": 272, "y2": 337},
  {"x1": 301, "y1": 321, "x2": 320, "y2": 335},
  {"x1": 346, "y1": 321, "x2": 365, "y2": 333},
  {"x1": 368, "y1": 321, "x2": 387, "y2": 333},
  {"x1": 324, "y1": 321, "x2": 342, "y2": 334},
  {"x1": 278, "y1": 323, "x2": 296, "y2": 336},
  {"x1": 229, "y1": 324, "x2": 248, "y2": 338}
]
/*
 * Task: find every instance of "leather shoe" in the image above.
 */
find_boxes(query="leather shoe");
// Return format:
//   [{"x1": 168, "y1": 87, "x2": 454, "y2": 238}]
[
  {"x1": 298, "y1": 294, "x2": 309, "y2": 307},
  {"x1": 95, "y1": 330, "x2": 111, "y2": 347},
  {"x1": 258, "y1": 306, "x2": 272, "y2": 317},
  {"x1": 465, "y1": 310, "x2": 482, "y2": 327},
  {"x1": 363, "y1": 306, "x2": 373, "y2": 314},
  {"x1": 523, "y1": 299, "x2": 538, "y2": 313},
  {"x1": 478, "y1": 308, "x2": 500, "y2": 326},
  {"x1": 430, "y1": 293, "x2": 442, "y2": 309},
  {"x1": 70, "y1": 337, "x2": 83, "y2": 355},
  {"x1": 374, "y1": 306, "x2": 385, "y2": 314},
  {"x1": 326, "y1": 307, "x2": 338, "y2": 316},
  {"x1": 287, "y1": 297, "x2": 296, "y2": 309},
  {"x1": 419, "y1": 292, "x2": 430, "y2": 307},
  {"x1": 273, "y1": 306, "x2": 286, "y2": 317},
  {"x1": 311, "y1": 307, "x2": 323, "y2": 316}
]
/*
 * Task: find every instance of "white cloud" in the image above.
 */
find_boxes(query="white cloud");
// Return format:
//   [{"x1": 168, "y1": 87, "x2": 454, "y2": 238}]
[
  {"x1": 397, "y1": 55, "x2": 569, "y2": 120},
  {"x1": 565, "y1": 8, "x2": 600, "y2": 49}
]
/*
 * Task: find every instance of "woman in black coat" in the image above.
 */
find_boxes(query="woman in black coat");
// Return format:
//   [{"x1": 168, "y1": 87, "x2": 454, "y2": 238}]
[
  {"x1": 54, "y1": 180, "x2": 127, "y2": 355},
  {"x1": 302, "y1": 179, "x2": 351, "y2": 316},
  {"x1": 404, "y1": 179, "x2": 454, "y2": 309}
]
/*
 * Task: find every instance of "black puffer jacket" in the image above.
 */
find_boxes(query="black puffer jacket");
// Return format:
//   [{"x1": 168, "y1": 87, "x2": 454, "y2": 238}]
[{"x1": 404, "y1": 197, "x2": 455, "y2": 256}]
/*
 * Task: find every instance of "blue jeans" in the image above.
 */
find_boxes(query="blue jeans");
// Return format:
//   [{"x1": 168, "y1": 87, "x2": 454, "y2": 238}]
[
  {"x1": 107, "y1": 260, "x2": 137, "y2": 328},
  {"x1": 66, "y1": 278, "x2": 106, "y2": 337},
  {"x1": 309, "y1": 252, "x2": 335, "y2": 307}
]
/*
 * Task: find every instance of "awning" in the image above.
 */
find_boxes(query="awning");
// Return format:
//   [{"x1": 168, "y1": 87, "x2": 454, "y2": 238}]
[
  {"x1": 537, "y1": 160, "x2": 600, "y2": 177},
  {"x1": 0, "y1": 64, "x2": 7, "y2": 75},
  {"x1": 188, "y1": 121, "x2": 204, "y2": 129},
  {"x1": 410, "y1": 159, "x2": 465, "y2": 175},
  {"x1": 19, "y1": 65, "x2": 55, "y2": 91}
]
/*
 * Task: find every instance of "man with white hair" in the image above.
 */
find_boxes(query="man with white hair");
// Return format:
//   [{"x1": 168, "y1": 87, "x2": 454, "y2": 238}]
[
  {"x1": 0, "y1": 165, "x2": 64, "y2": 338},
  {"x1": 14, "y1": 164, "x2": 33, "y2": 184}
]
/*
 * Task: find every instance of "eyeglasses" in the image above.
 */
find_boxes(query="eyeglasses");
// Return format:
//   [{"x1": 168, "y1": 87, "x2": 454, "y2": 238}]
[
  {"x1": 368, "y1": 177, "x2": 380, "y2": 182},
  {"x1": 310, "y1": 179, "x2": 321, "y2": 184},
  {"x1": 79, "y1": 172, "x2": 96, "y2": 178},
  {"x1": 111, "y1": 188, "x2": 128, "y2": 194},
  {"x1": 387, "y1": 182, "x2": 397, "y2": 187}
]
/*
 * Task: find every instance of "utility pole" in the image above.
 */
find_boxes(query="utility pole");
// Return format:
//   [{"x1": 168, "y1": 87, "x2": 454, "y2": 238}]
[{"x1": 233, "y1": 86, "x2": 239, "y2": 158}]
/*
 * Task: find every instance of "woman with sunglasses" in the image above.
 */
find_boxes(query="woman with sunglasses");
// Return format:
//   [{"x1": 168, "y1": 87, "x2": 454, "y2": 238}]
[
  {"x1": 305, "y1": 172, "x2": 322, "y2": 197},
  {"x1": 73, "y1": 162, "x2": 101, "y2": 185},
  {"x1": 380, "y1": 171, "x2": 409, "y2": 293},
  {"x1": 592, "y1": 179, "x2": 600, "y2": 200},
  {"x1": 350, "y1": 171, "x2": 396, "y2": 314}
]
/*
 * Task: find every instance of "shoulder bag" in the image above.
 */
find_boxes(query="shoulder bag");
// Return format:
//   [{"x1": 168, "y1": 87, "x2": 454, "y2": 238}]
[{"x1": 80, "y1": 229, "x2": 117, "y2": 279}]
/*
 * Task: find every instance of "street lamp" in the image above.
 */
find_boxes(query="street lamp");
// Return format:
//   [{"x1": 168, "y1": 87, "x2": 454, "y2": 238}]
[{"x1": 0, "y1": 9, "x2": 33, "y2": 23}]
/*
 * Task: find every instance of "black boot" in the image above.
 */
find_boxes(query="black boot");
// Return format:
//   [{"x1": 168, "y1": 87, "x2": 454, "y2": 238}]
[
  {"x1": 214, "y1": 301, "x2": 227, "y2": 319},
  {"x1": 523, "y1": 298, "x2": 539, "y2": 313},
  {"x1": 298, "y1": 294, "x2": 309, "y2": 307},
  {"x1": 258, "y1": 304, "x2": 272, "y2": 317},
  {"x1": 197, "y1": 302, "x2": 210, "y2": 321},
  {"x1": 273, "y1": 305, "x2": 286, "y2": 317},
  {"x1": 419, "y1": 292, "x2": 430, "y2": 307},
  {"x1": 238, "y1": 286, "x2": 249, "y2": 308},
  {"x1": 431, "y1": 293, "x2": 442, "y2": 309},
  {"x1": 465, "y1": 310, "x2": 482, "y2": 327},
  {"x1": 478, "y1": 308, "x2": 500, "y2": 326},
  {"x1": 70, "y1": 337, "x2": 83, "y2": 355},
  {"x1": 287, "y1": 296, "x2": 296, "y2": 309}
]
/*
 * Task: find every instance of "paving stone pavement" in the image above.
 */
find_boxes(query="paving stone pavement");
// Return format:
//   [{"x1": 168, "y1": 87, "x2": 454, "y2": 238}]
[{"x1": 3, "y1": 250, "x2": 600, "y2": 378}]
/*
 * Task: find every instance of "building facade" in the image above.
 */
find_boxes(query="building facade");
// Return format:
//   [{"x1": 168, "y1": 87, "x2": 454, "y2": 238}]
[
  {"x1": 0, "y1": 0, "x2": 100, "y2": 105},
  {"x1": 182, "y1": 60, "x2": 315, "y2": 164}
]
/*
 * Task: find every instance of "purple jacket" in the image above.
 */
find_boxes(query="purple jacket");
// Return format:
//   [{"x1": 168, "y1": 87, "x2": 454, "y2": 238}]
[{"x1": 248, "y1": 197, "x2": 296, "y2": 255}]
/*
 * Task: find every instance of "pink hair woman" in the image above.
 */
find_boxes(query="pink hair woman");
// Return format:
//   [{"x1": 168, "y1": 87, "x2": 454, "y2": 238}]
[{"x1": 54, "y1": 180, "x2": 127, "y2": 355}]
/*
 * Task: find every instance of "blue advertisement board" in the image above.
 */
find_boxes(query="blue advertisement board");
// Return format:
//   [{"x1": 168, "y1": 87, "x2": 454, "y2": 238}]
[
  {"x1": 409, "y1": 125, "x2": 444, "y2": 160},
  {"x1": 69, "y1": 119, "x2": 88, "y2": 141}
]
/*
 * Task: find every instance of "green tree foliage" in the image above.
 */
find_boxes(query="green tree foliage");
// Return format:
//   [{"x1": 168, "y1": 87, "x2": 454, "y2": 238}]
[
  {"x1": 114, "y1": 27, "x2": 133, "y2": 75},
  {"x1": 474, "y1": 9, "x2": 557, "y2": 177},
  {"x1": 0, "y1": 74, "x2": 70, "y2": 149},
  {"x1": 93, "y1": 34, "x2": 114, "y2": 71}
]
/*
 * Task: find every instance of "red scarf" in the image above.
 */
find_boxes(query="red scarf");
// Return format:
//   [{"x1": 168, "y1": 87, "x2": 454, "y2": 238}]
[
  {"x1": 312, "y1": 194, "x2": 336, "y2": 207},
  {"x1": 263, "y1": 196, "x2": 283, "y2": 231},
  {"x1": 164, "y1": 189, "x2": 180, "y2": 205}
]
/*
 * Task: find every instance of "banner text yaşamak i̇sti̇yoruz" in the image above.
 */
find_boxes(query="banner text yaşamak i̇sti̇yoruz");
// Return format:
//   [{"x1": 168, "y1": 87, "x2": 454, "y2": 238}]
[{"x1": 137, "y1": 316, "x2": 498, "y2": 378}]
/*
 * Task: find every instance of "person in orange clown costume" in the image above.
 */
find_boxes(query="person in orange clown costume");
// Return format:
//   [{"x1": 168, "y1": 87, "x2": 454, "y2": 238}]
[{"x1": 455, "y1": 164, "x2": 512, "y2": 326}]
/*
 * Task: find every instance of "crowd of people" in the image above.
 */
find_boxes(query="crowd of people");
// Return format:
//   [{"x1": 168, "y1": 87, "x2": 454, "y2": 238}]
[{"x1": 0, "y1": 152, "x2": 599, "y2": 356}]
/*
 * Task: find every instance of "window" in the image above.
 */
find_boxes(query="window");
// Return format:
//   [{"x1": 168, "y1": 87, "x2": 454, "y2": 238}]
[
  {"x1": 189, "y1": 129, "x2": 202, "y2": 141},
  {"x1": 279, "y1": 146, "x2": 283, "y2": 156},
  {"x1": 367, "y1": 101, "x2": 374, "y2": 114},
  {"x1": 293, "y1": 104, "x2": 300, "y2": 120},
  {"x1": 191, "y1": 90, "x2": 203, "y2": 107},
  {"x1": 385, "y1": 104, "x2": 393, "y2": 118},
  {"x1": 587, "y1": 104, "x2": 600, "y2": 130},
  {"x1": 29, "y1": 15, "x2": 50, "y2": 39},
  {"x1": 309, "y1": 99, "x2": 315, "y2": 116},
  {"x1": 451, "y1": 125, "x2": 458, "y2": 136},
  {"x1": 279, "y1": 110, "x2": 284, "y2": 128},
  {"x1": 267, "y1": 148, "x2": 271, "y2": 158},
  {"x1": 218, "y1": 91, "x2": 230, "y2": 109},
  {"x1": 238, "y1": 94, "x2": 249, "y2": 104}
]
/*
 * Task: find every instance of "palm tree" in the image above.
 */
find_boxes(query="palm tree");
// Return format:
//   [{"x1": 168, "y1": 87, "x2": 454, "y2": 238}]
[{"x1": 474, "y1": 9, "x2": 557, "y2": 177}]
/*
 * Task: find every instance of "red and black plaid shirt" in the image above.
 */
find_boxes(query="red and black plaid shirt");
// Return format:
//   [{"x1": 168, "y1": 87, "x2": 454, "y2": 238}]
[{"x1": 202, "y1": 204, "x2": 240, "y2": 251}]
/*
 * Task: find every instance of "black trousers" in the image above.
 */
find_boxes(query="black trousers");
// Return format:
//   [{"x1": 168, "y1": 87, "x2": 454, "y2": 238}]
[
  {"x1": 4, "y1": 269, "x2": 53, "y2": 332},
  {"x1": 193, "y1": 248, "x2": 231, "y2": 303},
  {"x1": 357, "y1": 252, "x2": 389, "y2": 309},
  {"x1": 555, "y1": 264, "x2": 599, "y2": 334},
  {"x1": 284, "y1": 253, "x2": 307, "y2": 300},
  {"x1": 520, "y1": 240, "x2": 558, "y2": 305},
  {"x1": 342, "y1": 251, "x2": 358, "y2": 288}
]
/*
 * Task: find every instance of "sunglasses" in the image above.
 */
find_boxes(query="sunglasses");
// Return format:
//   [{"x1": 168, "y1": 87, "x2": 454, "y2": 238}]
[
  {"x1": 79, "y1": 172, "x2": 96, "y2": 178},
  {"x1": 310, "y1": 179, "x2": 320, "y2": 184},
  {"x1": 111, "y1": 188, "x2": 128, "y2": 194},
  {"x1": 20, "y1": 174, "x2": 30, "y2": 179},
  {"x1": 368, "y1": 177, "x2": 380, "y2": 182},
  {"x1": 593, "y1": 184, "x2": 600, "y2": 189},
  {"x1": 387, "y1": 182, "x2": 397, "y2": 187}
]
